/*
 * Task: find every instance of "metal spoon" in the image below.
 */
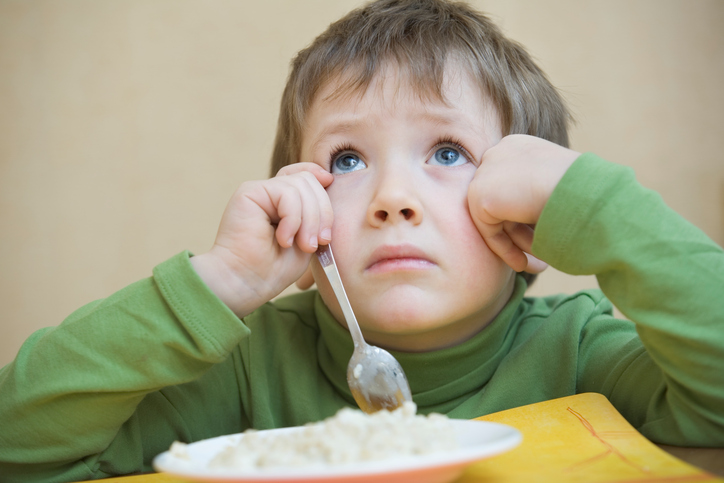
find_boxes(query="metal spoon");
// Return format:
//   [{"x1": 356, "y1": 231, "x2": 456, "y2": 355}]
[{"x1": 316, "y1": 244, "x2": 412, "y2": 413}]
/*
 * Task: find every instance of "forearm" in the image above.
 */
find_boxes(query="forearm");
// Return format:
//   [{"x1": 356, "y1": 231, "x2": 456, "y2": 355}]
[{"x1": 0, "y1": 251, "x2": 247, "y2": 481}]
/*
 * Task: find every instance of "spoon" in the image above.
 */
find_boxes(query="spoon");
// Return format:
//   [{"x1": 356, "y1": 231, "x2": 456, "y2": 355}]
[{"x1": 316, "y1": 244, "x2": 412, "y2": 413}]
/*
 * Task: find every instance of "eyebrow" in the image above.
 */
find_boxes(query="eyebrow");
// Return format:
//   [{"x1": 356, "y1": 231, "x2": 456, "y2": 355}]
[
  {"x1": 309, "y1": 119, "x2": 367, "y2": 154},
  {"x1": 420, "y1": 111, "x2": 466, "y2": 129},
  {"x1": 314, "y1": 120, "x2": 359, "y2": 142},
  {"x1": 418, "y1": 109, "x2": 487, "y2": 140},
  {"x1": 309, "y1": 108, "x2": 483, "y2": 152}
]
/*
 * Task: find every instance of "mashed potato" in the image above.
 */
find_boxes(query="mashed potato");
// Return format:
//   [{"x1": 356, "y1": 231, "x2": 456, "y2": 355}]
[{"x1": 170, "y1": 402, "x2": 458, "y2": 471}]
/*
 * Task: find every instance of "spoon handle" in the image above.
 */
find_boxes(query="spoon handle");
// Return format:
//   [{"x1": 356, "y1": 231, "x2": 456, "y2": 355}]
[{"x1": 316, "y1": 244, "x2": 367, "y2": 349}]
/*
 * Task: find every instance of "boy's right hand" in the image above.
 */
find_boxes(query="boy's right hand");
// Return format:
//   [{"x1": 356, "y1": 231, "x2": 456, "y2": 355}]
[{"x1": 190, "y1": 163, "x2": 334, "y2": 318}]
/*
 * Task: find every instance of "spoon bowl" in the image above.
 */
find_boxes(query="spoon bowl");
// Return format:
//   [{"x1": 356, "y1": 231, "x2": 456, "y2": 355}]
[{"x1": 317, "y1": 244, "x2": 412, "y2": 413}]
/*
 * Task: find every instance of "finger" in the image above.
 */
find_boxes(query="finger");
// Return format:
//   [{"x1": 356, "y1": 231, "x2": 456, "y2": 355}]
[
  {"x1": 276, "y1": 174, "x2": 323, "y2": 252},
  {"x1": 503, "y1": 223, "x2": 547, "y2": 273},
  {"x1": 261, "y1": 170, "x2": 330, "y2": 252},
  {"x1": 274, "y1": 186, "x2": 303, "y2": 248},
  {"x1": 503, "y1": 222, "x2": 535, "y2": 255},
  {"x1": 524, "y1": 253, "x2": 548, "y2": 274},
  {"x1": 295, "y1": 174, "x2": 324, "y2": 252},
  {"x1": 477, "y1": 222, "x2": 529, "y2": 272},
  {"x1": 295, "y1": 263, "x2": 315, "y2": 290},
  {"x1": 279, "y1": 166, "x2": 334, "y2": 246},
  {"x1": 305, "y1": 173, "x2": 334, "y2": 245},
  {"x1": 278, "y1": 162, "x2": 334, "y2": 188}
]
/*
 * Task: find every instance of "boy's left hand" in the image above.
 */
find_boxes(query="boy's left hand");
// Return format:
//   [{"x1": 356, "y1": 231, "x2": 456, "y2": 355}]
[{"x1": 467, "y1": 134, "x2": 580, "y2": 273}]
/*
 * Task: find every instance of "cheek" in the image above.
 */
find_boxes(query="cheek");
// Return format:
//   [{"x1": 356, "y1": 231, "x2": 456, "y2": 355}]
[
  {"x1": 429, "y1": 178, "x2": 478, "y2": 239},
  {"x1": 322, "y1": 184, "x2": 363, "y2": 282},
  {"x1": 435, "y1": 196, "x2": 505, "y2": 273},
  {"x1": 326, "y1": 177, "x2": 368, "y2": 236},
  {"x1": 326, "y1": 175, "x2": 353, "y2": 211},
  {"x1": 451, "y1": 216, "x2": 490, "y2": 261}
]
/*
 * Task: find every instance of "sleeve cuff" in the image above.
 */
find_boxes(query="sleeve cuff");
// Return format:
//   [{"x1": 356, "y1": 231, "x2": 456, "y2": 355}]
[
  {"x1": 152, "y1": 251, "x2": 250, "y2": 361},
  {"x1": 531, "y1": 153, "x2": 634, "y2": 274}
]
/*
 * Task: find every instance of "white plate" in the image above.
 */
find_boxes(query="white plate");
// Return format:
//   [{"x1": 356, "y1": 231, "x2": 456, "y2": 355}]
[{"x1": 152, "y1": 419, "x2": 521, "y2": 483}]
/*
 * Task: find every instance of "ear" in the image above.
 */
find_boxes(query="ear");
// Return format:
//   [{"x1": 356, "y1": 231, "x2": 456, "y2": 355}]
[
  {"x1": 295, "y1": 263, "x2": 316, "y2": 290},
  {"x1": 523, "y1": 253, "x2": 548, "y2": 274}
]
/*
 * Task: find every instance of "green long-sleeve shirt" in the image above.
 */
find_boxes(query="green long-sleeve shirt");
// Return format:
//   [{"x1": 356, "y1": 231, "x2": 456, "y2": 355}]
[{"x1": 1, "y1": 153, "x2": 723, "y2": 482}]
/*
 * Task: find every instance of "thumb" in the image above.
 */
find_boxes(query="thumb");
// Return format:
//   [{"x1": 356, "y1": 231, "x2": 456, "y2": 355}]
[
  {"x1": 523, "y1": 253, "x2": 548, "y2": 274},
  {"x1": 295, "y1": 263, "x2": 316, "y2": 290}
]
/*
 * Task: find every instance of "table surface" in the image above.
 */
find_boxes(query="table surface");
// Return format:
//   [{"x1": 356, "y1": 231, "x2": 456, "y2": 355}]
[
  {"x1": 657, "y1": 444, "x2": 724, "y2": 477},
  {"x1": 80, "y1": 394, "x2": 724, "y2": 482},
  {"x1": 94, "y1": 445, "x2": 724, "y2": 482}
]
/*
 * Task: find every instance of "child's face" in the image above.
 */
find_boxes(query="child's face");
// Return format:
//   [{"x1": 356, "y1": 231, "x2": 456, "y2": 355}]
[{"x1": 302, "y1": 63, "x2": 515, "y2": 352}]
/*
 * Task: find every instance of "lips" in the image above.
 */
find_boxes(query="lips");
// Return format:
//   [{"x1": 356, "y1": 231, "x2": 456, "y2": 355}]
[{"x1": 365, "y1": 244, "x2": 436, "y2": 273}]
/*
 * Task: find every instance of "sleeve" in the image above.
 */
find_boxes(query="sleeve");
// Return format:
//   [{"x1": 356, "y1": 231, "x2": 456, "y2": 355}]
[
  {"x1": 531, "y1": 153, "x2": 724, "y2": 446},
  {"x1": 0, "y1": 251, "x2": 250, "y2": 482}
]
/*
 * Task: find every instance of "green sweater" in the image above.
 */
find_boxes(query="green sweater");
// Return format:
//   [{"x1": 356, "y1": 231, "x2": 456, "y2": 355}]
[{"x1": 1, "y1": 154, "x2": 723, "y2": 482}]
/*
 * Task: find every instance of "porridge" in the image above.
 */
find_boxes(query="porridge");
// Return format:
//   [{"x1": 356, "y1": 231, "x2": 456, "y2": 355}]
[{"x1": 169, "y1": 401, "x2": 458, "y2": 470}]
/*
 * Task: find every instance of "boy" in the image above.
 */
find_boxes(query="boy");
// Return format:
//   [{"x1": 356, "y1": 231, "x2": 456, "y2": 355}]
[{"x1": 1, "y1": 0, "x2": 722, "y2": 481}]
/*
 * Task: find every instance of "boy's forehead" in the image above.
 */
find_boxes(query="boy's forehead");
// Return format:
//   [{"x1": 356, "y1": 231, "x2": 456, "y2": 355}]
[
  {"x1": 316, "y1": 62, "x2": 476, "y2": 113},
  {"x1": 303, "y1": 62, "x2": 500, "y2": 147}
]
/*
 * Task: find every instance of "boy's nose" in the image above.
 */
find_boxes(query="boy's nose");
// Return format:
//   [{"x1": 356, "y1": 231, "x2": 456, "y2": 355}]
[
  {"x1": 366, "y1": 174, "x2": 423, "y2": 227},
  {"x1": 374, "y1": 208, "x2": 415, "y2": 222}
]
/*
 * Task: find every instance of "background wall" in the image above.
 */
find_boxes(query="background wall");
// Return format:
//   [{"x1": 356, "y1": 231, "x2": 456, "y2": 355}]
[{"x1": 1, "y1": 0, "x2": 722, "y2": 367}]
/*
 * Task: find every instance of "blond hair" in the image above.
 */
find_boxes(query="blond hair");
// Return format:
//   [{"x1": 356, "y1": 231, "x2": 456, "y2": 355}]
[{"x1": 270, "y1": 0, "x2": 571, "y2": 176}]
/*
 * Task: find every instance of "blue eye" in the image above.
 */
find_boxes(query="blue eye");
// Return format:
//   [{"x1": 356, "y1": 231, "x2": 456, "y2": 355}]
[
  {"x1": 332, "y1": 153, "x2": 367, "y2": 174},
  {"x1": 429, "y1": 146, "x2": 466, "y2": 166}
]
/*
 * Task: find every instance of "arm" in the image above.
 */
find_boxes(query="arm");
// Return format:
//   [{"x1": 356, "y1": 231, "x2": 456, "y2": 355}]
[
  {"x1": 0, "y1": 253, "x2": 246, "y2": 481},
  {"x1": 533, "y1": 153, "x2": 724, "y2": 444},
  {"x1": 468, "y1": 136, "x2": 724, "y2": 444},
  {"x1": 0, "y1": 163, "x2": 335, "y2": 481}
]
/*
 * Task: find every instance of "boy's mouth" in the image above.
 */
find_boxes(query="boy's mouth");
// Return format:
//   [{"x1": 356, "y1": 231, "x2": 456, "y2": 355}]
[{"x1": 365, "y1": 244, "x2": 435, "y2": 273}]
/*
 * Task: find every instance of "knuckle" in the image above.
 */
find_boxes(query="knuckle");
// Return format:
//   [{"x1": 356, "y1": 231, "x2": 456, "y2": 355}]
[
  {"x1": 299, "y1": 170, "x2": 319, "y2": 184},
  {"x1": 236, "y1": 179, "x2": 261, "y2": 196},
  {"x1": 276, "y1": 163, "x2": 299, "y2": 176}
]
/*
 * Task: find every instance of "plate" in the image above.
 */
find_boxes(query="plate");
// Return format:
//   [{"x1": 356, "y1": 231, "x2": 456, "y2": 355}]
[{"x1": 152, "y1": 419, "x2": 521, "y2": 483}]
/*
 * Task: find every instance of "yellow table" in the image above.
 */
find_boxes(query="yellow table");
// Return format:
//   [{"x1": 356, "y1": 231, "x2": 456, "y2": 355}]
[{"x1": 88, "y1": 394, "x2": 724, "y2": 483}]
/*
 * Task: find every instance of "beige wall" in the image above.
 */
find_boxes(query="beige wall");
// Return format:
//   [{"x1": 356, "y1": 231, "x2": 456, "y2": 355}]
[{"x1": 1, "y1": 0, "x2": 722, "y2": 366}]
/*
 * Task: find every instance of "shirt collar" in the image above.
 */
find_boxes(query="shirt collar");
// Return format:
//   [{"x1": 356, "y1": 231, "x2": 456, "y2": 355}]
[{"x1": 314, "y1": 275, "x2": 528, "y2": 412}]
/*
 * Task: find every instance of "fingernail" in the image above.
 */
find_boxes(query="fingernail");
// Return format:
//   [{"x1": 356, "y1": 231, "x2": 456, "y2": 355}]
[
  {"x1": 309, "y1": 236, "x2": 318, "y2": 249},
  {"x1": 286, "y1": 236, "x2": 294, "y2": 247},
  {"x1": 320, "y1": 228, "x2": 332, "y2": 241}
]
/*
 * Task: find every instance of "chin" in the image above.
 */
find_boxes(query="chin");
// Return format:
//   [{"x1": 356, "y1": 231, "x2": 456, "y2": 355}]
[{"x1": 360, "y1": 305, "x2": 447, "y2": 335}]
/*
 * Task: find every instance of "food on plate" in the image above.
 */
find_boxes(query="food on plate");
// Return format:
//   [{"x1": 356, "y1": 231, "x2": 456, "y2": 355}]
[{"x1": 169, "y1": 401, "x2": 458, "y2": 471}]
